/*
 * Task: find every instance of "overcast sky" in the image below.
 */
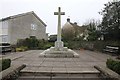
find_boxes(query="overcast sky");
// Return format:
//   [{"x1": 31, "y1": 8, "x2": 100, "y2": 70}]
[{"x1": 0, "y1": 0, "x2": 110, "y2": 35}]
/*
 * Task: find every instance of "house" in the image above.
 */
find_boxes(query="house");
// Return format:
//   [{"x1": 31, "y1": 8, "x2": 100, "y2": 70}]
[
  {"x1": 62, "y1": 18, "x2": 88, "y2": 40},
  {"x1": 0, "y1": 11, "x2": 48, "y2": 44}
]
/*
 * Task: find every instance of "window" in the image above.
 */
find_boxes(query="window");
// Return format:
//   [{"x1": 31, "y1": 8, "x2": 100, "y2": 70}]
[
  {"x1": 31, "y1": 24, "x2": 37, "y2": 30},
  {"x1": 0, "y1": 35, "x2": 8, "y2": 43},
  {"x1": 0, "y1": 21, "x2": 8, "y2": 29}
]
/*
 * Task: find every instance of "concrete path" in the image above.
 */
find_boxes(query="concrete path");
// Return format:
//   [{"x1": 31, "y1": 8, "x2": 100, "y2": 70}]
[
  {"x1": 0, "y1": 50, "x2": 115, "y2": 71},
  {"x1": 1, "y1": 50, "x2": 117, "y2": 80},
  {"x1": 1, "y1": 50, "x2": 116, "y2": 68}
]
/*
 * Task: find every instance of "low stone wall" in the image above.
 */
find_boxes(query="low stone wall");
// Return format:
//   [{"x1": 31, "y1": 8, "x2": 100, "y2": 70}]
[
  {"x1": 94, "y1": 65, "x2": 120, "y2": 80},
  {"x1": 0, "y1": 64, "x2": 26, "y2": 80}
]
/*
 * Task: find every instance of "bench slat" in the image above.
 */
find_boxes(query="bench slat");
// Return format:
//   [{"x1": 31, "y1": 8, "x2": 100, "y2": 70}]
[
  {"x1": 103, "y1": 46, "x2": 119, "y2": 54},
  {"x1": 106, "y1": 46, "x2": 119, "y2": 49}
]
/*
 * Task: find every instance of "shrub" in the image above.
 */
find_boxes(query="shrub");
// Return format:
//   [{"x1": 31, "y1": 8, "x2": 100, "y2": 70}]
[
  {"x1": 16, "y1": 46, "x2": 28, "y2": 52},
  {"x1": 16, "y1": 48, "x2": 23, "y2": 52},
  {"x1": 106, "y1": 59, "x2": 120, "y2": 74},
  {"x1": 43, "y1": 44, "x2": 52, "y2": 49},
  {"x1": 17, "y1": 37, "x2": 39, "y2": 49},
  {"x1": 64, "y1": 41, "x2": 82, "y2": 50},
  {"x1": 21, "y1": 46, "x2": 28, "y2": 51},
  {"x1": 38, "y1": 42, "x2": 53, "y2": 50},
  {"x1": 0, "y1": 59, "x2": 11, "y2": 71}
]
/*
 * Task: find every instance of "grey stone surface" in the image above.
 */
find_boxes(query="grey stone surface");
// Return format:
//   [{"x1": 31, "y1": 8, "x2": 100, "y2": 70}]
[
  {"x1": 52, "y1": 68, "x2": 67, "y2": 73},
  {"x1": 52, "y1": 77, "x2": 68, "y2": 80},
  {"x1": 1, "y1": 50, "x2": 117, "y2": 80},
  {"x1": 2, "y1": 50, "x2": 116, "y2": 68},
  {"x1": 34, "y1": 76, "x2": 51, "y2": 80},
  {"x1": 39, "y1": 47, "x2": 79, "y2": 58},
  {"x1": 17, "y1": 76, "x2": 35, "y2": 80}
]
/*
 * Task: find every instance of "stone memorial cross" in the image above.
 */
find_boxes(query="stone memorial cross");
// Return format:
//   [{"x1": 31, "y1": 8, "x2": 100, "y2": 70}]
[
  {"x1": 39, "y1": 7, "x2": 79, "y2": 57},
  {"x1": 54, "y1": 7, "x2": 65, "y2": 50}
]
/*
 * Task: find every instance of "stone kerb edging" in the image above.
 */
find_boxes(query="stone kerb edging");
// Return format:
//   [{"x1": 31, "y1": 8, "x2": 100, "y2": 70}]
[
  {"x1": 0, "y1": 64, "x2": 26, "y2": 80},
  {"x1": 94, "y1": 65, "x2": 120, "y2": 80}
]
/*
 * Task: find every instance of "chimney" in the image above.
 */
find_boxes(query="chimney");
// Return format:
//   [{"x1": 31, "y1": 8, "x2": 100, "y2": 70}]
[
  {"x1": 74, "y1": 22, "x2": 77, "y2": 25},
  {"x1": 67, "y1": 18, "x2": 70, "y2": 22}
]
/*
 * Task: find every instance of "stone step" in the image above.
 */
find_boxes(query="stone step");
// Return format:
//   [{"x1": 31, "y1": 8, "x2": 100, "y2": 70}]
[
  {"x1": 17, "y1": 70, "x2": 101, "y2": 80},
  {"x1": 17, "y1": 76, "x2": 50, "y2": 80},
  {"x1": 17, "y1": 66, "x2": 102, "y2": 80},
  {"x1": 17, "y1": 76, "x2": 103, "y2": 80},
  {"x1": 39, "y1": 47, "x2": 79, "y2": 58},
  {"x1": 20, "y1": 68, "x2": 100, "y2": 76},
  {"x1": 20, "y1": 72, "x2": 100, "y2": 77}
]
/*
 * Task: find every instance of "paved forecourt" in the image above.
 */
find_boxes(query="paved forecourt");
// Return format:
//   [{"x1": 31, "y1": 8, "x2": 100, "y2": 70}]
[{"x1": 1, "y1": 50, "x2": 116, "y2": 79}]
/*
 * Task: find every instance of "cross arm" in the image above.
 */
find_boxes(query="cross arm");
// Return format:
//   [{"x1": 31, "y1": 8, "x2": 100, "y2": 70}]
[{"x1": 54, "y1": 12, "x2": 65, "y2": 15}]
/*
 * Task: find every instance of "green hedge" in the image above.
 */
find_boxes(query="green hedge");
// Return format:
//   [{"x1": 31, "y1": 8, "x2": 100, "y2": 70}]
[
  {"x1": 17, "y1": 37, "x2": 54, "y2": 50},
  {"x1": 0, "y1": 59, "x2": 11, "y2": 71},
  {"x1": 17, "y1": 37, "x2": 39, "y2": 49},
  {"x1": 106, "y1": 59, "x2": 120, "y2": 74},
  {"x1": 16, "y1": 37, "x2": 120, "y2": 51},
  {"x1": 16, "y1": 46, "x2": 28, "y2": 52},
  {"x1": 38, "y1": 42, "x2": 53, "y2": 50}
]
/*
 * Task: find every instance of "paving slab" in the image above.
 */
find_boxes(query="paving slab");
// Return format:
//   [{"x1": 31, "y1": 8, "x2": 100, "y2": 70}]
[
  {"x1": 2, "y1": 50, "x2": 117, "y2": 80},
  {"x1": 34, "y1": 76, "x2": 51, "y2": 80},
  {"x1": 52, "y1": 68, "x2": 67, "y2": 73},
  {"x1": 52, "y1": 77, "x2": 68, "y2": 80},
  {"x1": 8, "y1": 50, "x2": 116, "y2": 71},
  {"x1": 17, "y1": 76, "x2": 35, "y2": 80},
  {"x1": 38, "y1": 67, "x2": 52, "y2": 73}
]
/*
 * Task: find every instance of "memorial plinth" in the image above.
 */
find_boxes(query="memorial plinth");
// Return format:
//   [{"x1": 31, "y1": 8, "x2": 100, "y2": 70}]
[{"x1": 39, "y1": 7, "x2": 79, "y2": 58}]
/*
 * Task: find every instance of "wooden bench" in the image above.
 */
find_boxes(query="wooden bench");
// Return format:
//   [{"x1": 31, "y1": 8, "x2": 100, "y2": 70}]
[
  {"x1": 0, "y1": 43, "x2": 12, "y2": 55},
  {"x1": 103, "y1": 46, "x2": 120, "y2": 55},
  {"x1": 2, "y1": 46, "x2": 11, "y2": 52}
]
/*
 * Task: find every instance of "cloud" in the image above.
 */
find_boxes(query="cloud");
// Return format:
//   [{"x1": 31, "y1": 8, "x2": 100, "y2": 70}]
[{"x1": 0, "y1": 0, "x2": 109, "y2": 35}]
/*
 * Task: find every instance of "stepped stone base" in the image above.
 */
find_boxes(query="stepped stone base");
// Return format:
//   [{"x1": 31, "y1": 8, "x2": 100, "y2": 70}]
[
  {"x1": 39, "y1": 47, "x2": 79, "y2": 58},
  {"x1": 17, "y1": 67, "x2": 100, "y2": 80}
]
